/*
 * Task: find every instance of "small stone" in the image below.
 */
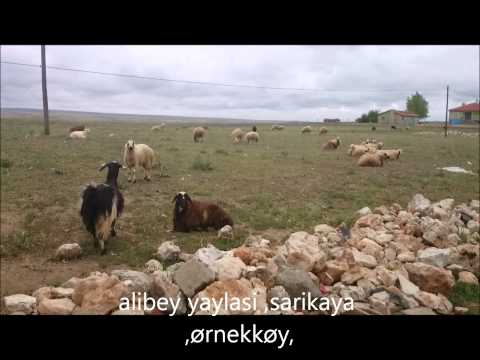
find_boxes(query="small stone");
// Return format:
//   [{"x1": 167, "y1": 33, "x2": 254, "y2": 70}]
[
  {"x1": 3, "y1": 294, "x2": 36, "y2": 314},
  {"x1": 275, "y1": 268, "x2": 322, "y2": 299},
  {"x1": 407, "y1": 194, "x2": 431, "y2": 215},
  {"x1": 217, "y1": 225, "x2": 234, "y2": 239},
  {"x1": 417, "y1": 247, "x2": 451, "y2": 268},
  {"x1": 267, "y1": 286, "x2": 290, "y2": 304},
  {"x1": 397, "y1": 251, "x2": 416, "y2": 263},
  {"x1": 377, "y1": 266, "x2": 397, "y2": 287},
  {"x1": 357, "y1": 207, "x2": 372, "y2": 216},
  {"x1": 467, "y1": 220, "x2": 479, "y2": 233},
  {"x1": 155, "y1": 241, "x2": 181, "y2": 263},
  {"x1": 314, "y1": 224, "x2": 336, "y2": 236},
  {"x1": 374, "y1": 233, "x2": 394, "y2": 245},
  {"x1": 211, "y1": 256, "x2": 246, "y2": 281},
  {"x1": 458, "y1": 271, "x2": 479, "y2": 285},
  {"x1": 111, "y1": 270, "x2": 153, "y2": 294},
  {"x1": 111, "y1": 309, "x2": 145, "y2": 315},
  {"x1": 397, "y1": 274, "x2": 420, "y2": 296},
  {"x1": 38, "y1": 298, "x2": 76, "y2": 315},
  {"x1": 351, "y1": 248, "x2": 377, "y2": 268},
  {"x1": 402, "y1": 307, "x2": 436, "y2": 315},
  {"x1": 454, "y1": 306, "x2": 469, "y2": 314},
  {"x1": 144, "y1": 259, "x2": 163, "y2": 274},
  {"x1": 405, "y1": 262, "x2": 455, "y2": 295},
  {"x1": 55, "y1": 243, "x2": 82, "y2": 260}
]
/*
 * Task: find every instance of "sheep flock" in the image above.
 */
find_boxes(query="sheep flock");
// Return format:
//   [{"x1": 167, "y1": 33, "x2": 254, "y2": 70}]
[{"x1": 64, "y1": 122, "x2": 406, "y2": 255}]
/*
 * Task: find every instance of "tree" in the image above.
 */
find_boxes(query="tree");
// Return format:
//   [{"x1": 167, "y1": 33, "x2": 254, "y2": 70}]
[
  {"x1": 355, "y1": 110, "x2": 379, "y2": 123},
  {"x1": 406, "y1": 92, "x2": 429, "y2": 118}
]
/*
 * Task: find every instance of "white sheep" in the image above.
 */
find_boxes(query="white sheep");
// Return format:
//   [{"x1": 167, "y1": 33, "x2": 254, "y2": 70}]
[
  {"x1": 348, "y1": 144, "x2": 370, "y2": 157},
  {"x1": 245, "y1": 131, "x2": 260, "y2": 143},
  {"x1": 123, "y1": 140, "x2": 155, "y2": 183},
  {"x1": 301, "y1": 126, "x2": 312, "y2": 134},
  {"x1": 272, "y1": 125, "x2": 285, "y2": 131},
  {"x1": 231, "y1": 128, "x2": 245, "y2": 144},
  {"x1": 376, "y1": 149, "x2": 402, "y2": 160},
  {"x1": 152, "y1": 123, "x2": 166, "y2": 131},
  {"x1": 69, "y1": 129, "x2": 90, "y2": 139},
  {"x1": 319, "y1": 127, "x2": 328, "y2": 135}
]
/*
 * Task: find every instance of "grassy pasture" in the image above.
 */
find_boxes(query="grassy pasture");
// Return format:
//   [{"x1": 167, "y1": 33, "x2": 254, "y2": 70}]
[{"x1": 0, "y1": 118, "x2": 479, "y2": 299}]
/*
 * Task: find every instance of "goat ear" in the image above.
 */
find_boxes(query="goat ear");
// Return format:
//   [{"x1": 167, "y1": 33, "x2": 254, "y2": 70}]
[
  {"x1": 184, "y1": 193, "x2": 192, "y2": 204},
  {"x1": 99, "y1": 163, "x2": 108, "y2": 171}
]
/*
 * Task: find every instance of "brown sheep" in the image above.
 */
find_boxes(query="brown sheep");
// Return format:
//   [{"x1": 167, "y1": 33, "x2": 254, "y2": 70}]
[
  {"x1": 319, "y1": 127, "x2": 328, "y2": 135},
  {"x1": 357, "y1": 152, "x2": 388, "y2": 167},
  {"x1": 348, "y1": 144, "x2": 370, "y2": 157},
  {"x1": 323, "y1": 137, "x2": 341, "y2": 150},
  {"x1": 172, "y1": 192, "x2": 233, "y2": 232},
  {"x1": 377, "y1": 149, "x2": 402, "y2": 160},
  {"x1": 69, "y1": 125, "x2": 85, "y2": 133},
  {"x1": 245, "y1": 131, "x2": 260, "y2": 143}
]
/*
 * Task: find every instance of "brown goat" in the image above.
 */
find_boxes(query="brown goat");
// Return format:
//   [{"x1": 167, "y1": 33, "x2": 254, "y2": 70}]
[
  {"x1": 69, "y1": 125, "x2": 85, "y2": 133},
  {"x1": 172, "y1": 192, "x2": 233, "y2": 232}
]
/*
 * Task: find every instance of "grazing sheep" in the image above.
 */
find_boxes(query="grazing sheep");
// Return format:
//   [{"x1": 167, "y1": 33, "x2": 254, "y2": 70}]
[
  {"x1": 319, "y1": 127, "x2": 328, "y2": 135},
  {"x1": 323, "y1": 137, "x2": 341, "y2": 150},
  {"x1": 391, "y1": 125, "x2": 397, "y2": 130},
  {"x1": 245, "y1": 131, "x2": 260, "y2": 144},
  {"x1": 151, "y1": 123, "x2": 166, "y2": 131},
  {"x1": 231, "y1": 128, "x2": 245, "y2": 144},
  {"x1": 193, "y1": 127, "x2": 207, "y2": 143},
  {"x1": 371, "y1": 126, "x2": 376, "y2": 131},
  {"x1": 123, "y1": 140, "x2": 155, "y2": 183},
  {"x1": 172, "y1": 192, "x2": 233, "y2": 232},
  {"x1": 377, "y1": 141, "x2": 384, "y2": 150},
  {"x1": 69, "y1": 125, "x2": 85, "y2": 133},
  {"x1": 357, "y1": 152, "x2": 388, "y2": 167},
  {"x1": 301, "y1": 126, "x2": 312, "y2": 134},
  {"x1": 80, "y1": 161, "x2": 125, "y2": 255},
  {"x1": 272, "y1": 125, "x2": 285, "y2": 131},
  {"x1": 69, "y1": 129, "x2": 90, "y2": 139}
]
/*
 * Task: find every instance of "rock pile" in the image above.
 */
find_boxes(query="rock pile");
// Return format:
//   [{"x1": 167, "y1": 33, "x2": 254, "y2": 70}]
[{"x1": 3, "y1": 194, "x2": 479, "y2": 315}]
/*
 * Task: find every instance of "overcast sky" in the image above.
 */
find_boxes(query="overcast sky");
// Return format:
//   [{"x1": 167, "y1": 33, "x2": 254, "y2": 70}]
[{"x1": 1, "y1": 45, "x2": 478, "y2": 121}]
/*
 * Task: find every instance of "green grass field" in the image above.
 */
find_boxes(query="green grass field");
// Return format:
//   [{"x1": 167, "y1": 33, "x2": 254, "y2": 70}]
[{"x1": 1, "y1": 118, "x2": 479, "y2": 300}]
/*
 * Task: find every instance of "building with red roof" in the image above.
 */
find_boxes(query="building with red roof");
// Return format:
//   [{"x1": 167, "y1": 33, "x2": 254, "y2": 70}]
[{"x1": 449, "y1": 103, "x2": 480, "y2": 125}]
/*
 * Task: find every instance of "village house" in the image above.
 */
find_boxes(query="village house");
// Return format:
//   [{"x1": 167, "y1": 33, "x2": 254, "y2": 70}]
[
  {"x1": 377, "y1": 109, "x2": 420, "y2": 128},
  {"x1": 449, "y1": 103, "x2": 480, "y2": 125}
]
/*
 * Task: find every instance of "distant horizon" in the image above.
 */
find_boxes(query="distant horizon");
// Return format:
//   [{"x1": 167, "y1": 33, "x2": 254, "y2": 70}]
[{"x1": 1, "y1": 107, "x2": 450, "y2": 123}]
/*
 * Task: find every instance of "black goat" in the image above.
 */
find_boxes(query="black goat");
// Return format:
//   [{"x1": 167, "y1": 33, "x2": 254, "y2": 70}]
[{"x1": 80, "y1": 161, "x2": 125, "y2": 255}]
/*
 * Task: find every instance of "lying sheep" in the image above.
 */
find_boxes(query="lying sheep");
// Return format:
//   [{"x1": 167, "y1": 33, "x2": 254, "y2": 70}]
[
  {"x1": 245, "y1": 131, "x2": 260, "y2": 144},
  {"x1": 272, "y1": 125, "x2": 285, "y2": 131},
  {"x1": 193, "y1": 127, "x2": 207, "y2": 143},
  {"x1": 319, "y1": 127, "x2": 328, "y2": 135},
  {"x1": 301, "y1": 126, "x2": 312, "y2": 134},
  {"x1": 231, "y1": 128, "x2": 245, "y2": 144},
  {"x1": 348, "y1": 144, "x2": 371, "y2": 157},
  {"x1": 323, "y1": 137, "x2": 341, "y2": 150},
  {"x1": 69, "y1": 129, "x2": 90, "y2": 139},
  {"x1": 151, "y1": 123, "x2": 166, "y2": 131},
  {"x1": 172, "y1": 192, "x2": 233, "y2": 232},
  {"x1": 377, "y1": 149, "x2": 402, "y2": 160},
  {"x1": 357, "y1": 152, "x2": 388, "y2": 167},
  {"x1": 123, "y1": 140, "x2": 155, "y2": 183}
]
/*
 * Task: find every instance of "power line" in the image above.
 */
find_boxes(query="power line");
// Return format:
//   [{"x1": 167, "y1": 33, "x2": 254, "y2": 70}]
[{"x1": 0, "y1": 60, "x2": 464, "y2": 94}]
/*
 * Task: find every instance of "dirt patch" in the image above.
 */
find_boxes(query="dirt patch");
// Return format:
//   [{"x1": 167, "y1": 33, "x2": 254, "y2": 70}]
[{"x1": 0, "y1": 209, "x2": 23, "y2": 238}]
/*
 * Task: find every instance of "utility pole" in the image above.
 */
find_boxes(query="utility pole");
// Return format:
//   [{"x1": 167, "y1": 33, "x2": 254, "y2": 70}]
[
  {"x1": 41, "y1": 45, "x2": 50, "y2": 135},
  {"x1": 444, "y1": 85, "x2": 449, "y2": 137}
]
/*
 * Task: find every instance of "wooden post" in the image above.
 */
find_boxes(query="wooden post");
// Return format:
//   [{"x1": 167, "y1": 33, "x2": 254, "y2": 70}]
[
  {"x1": 444, "y1": 85, "x2": 449, "y2": 137},
  {"x1": 41, "y1": 45, "x2": 50, "y2": 135}
]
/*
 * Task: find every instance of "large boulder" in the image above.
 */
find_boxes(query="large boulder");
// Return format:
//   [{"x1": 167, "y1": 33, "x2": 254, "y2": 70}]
[
  {"x1": 405, "y1": 262, "x2": 455, "y2": 295},
  {"x1": 151, "y1": 271, "x2": 187, "y2": 315},
  {"x1": 38, "y1": 298, "x2": 76, "y2": 315},
  {"x1": 172, "y1": 259, "x2": 216, "y2": 298},
  {"x1": 3, "y1": 294, "x2": 36, "y2": 314},
  {"x1": 194, "y1": 244, "x2": 226, "y2": 267},
  {"x1": 72, "y1": 273, "x2": 129, "y2": 315},
  {"x1": 417, "y1": 247, "x2": 451, "y2": 268},
  {"x1": 283, "y1": 231, "x2": 325, "y2": 272},
  {"x1": 111, "y1": 270, "x2": 153, "y2": 294},
  {"x1": 275, "y1": 268, "x2": 322, "y2": 299},
  {"x1": 192, "y1": 278, "x2": 264, "y2": 315},
  {"x1": 211, "y1": 255, "x2": 246, "y2": 281},
  {"x1": 458, "y1": 271, "x2": 479, "y2": 285}
]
